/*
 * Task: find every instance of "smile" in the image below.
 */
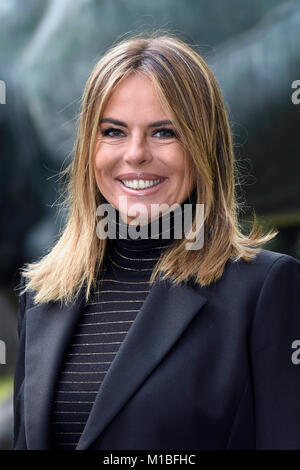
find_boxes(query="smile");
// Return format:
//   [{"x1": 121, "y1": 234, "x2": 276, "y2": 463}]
[
  {"x1": 116, "y1": 177, "x2": 167, "y2": 196},
  {"x1": 120, "y1": 178, "x2": 164, "y2": 189}
]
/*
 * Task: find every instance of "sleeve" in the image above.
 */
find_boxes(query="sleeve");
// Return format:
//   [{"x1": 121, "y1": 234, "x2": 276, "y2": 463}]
[
  {"x1": 250, "y1": 254, "x2": 300, "y2": 449},
  {"x1": 13, "y1": 274, "x2": 28, "y2": 450}
]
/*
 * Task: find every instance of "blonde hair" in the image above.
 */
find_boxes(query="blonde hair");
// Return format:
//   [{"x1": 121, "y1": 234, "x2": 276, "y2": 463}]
[{"x1": 19, "y1": 30, "x2": 278, "y2": 306}]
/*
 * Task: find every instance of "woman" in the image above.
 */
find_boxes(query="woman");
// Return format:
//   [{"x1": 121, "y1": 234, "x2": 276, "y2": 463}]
[{"x1": 14, "y1": 32, "x2": 300, "y2": 450}]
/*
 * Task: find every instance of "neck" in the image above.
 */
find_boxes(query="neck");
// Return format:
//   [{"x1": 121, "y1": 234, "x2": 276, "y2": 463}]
[{"x1": 106, "y1": 190, "x2": 197, "y2": 252}]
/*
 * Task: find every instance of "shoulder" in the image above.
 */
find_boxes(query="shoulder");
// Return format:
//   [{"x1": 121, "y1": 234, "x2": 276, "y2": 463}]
[
  {"x1": 225, "y1": 248, "x2": 300, "y2": 284},
  {"x1": 245, "y1": 250, "x2": 300, "y2": 353},
  {"x1": 230, "y1": 247, "x2": 298, "y2": 268},
  {"x1": 193, "y1": 248, "x2": 300, "y2": 303},
  {"x1": 16, "y1": 274, "x2": 40, "y2": 316}
]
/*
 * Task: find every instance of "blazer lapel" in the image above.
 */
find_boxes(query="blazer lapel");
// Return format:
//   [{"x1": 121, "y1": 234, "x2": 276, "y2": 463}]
[
  {"x1": 24, "y1": 285, "x2": 86, "y2": 449},
  {"x1": 76, "y1": 279, "x2": 207, "y2": 450}
]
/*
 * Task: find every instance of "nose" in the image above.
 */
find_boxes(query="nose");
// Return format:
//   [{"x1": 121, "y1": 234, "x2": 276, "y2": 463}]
[{"x1": 123, "y1": 134, "x2": 153, "y2": 166}]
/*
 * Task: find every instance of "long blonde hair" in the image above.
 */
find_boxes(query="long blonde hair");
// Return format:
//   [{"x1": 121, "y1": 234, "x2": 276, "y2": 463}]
[{"x1": 19, "y1": 30, "x2": 278, "y2": 306}]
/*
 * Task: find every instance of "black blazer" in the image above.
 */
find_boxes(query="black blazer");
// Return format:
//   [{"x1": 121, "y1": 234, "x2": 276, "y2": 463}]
[{"x1": 13, "y1": 248, "x2": 300, "y2": 450}]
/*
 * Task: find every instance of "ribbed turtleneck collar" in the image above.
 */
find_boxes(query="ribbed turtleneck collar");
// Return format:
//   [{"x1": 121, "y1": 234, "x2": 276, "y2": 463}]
[
  {"x1": 107, "y1": 189, "x2": 197, "y2": 253},
  {"x1": 101, "y1": 190, "x2": 196, "y2": 280}
]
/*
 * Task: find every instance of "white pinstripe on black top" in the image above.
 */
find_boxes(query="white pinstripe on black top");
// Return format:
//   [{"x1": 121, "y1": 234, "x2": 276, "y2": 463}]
[{"x1": 50, "y1": 205, "x2": 184, "y2": 449}]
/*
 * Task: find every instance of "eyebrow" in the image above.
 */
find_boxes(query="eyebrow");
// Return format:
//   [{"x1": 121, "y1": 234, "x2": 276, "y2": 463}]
[{"x1": 99, "y1": 118, "x2": 174, "y2": 128}]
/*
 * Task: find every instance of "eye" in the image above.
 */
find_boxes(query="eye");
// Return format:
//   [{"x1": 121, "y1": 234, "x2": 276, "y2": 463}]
[
  {"x1": 101, "y1": 127, "x2": 125, "y2": 137},
  {"x1": 154, "y1": 128, "x2": 178, "y2": 138}
]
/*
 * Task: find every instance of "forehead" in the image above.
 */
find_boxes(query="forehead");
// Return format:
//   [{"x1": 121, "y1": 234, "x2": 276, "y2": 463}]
[{"x1": 102, "y1": 73, "x2": 169, "y2": 121}]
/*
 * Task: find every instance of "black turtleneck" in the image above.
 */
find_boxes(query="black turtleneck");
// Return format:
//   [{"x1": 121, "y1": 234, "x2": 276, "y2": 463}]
[{"x1": 51, "y1": 192, "x2": 195, "y2": 449}]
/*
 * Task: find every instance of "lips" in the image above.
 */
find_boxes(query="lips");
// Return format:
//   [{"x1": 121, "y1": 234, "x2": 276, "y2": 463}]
[
  {"x1": 115, "y1": 176, "x2": 167, "y2": 195},
  {"x1": 116, "y1": 172, "x2": 167, "y2": 181}
]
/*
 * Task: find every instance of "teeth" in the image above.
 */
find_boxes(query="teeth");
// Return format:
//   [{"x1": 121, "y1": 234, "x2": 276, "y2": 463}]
[{"x1": 121, "y1": 179, "x2": 163, "y2": 189}]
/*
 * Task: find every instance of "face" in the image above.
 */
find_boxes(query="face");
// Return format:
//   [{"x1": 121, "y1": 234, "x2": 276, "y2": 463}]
[{"x1": 93, "y1": 72, "x2": 195, "y2": 224}]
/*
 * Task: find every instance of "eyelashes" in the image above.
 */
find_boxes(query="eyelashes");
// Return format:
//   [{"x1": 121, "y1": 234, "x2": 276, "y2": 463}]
[
  {"x1": 100, "y1": 128, "x2": 124, "y2": 138},
  {"x1": 100, "y1": 127, "x2": 178, "y2": 139}
]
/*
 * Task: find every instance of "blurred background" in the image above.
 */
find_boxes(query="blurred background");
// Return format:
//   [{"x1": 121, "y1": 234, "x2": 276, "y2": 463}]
[{"x1": 0, "y1": 0, "x2": 299, "y2": 450}]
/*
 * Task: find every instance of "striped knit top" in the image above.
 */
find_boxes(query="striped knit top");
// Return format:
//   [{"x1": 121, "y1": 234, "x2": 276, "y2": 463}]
[{"x1": 51, "y1": 198, "x2": 192, "y2": 449}]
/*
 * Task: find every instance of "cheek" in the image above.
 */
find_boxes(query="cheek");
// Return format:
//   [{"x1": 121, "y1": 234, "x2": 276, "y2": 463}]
[
  {"x1": 94, "y1": 148, "x2": 114, "y2": 174},
  {"x1": 174, "y1": 154, "x2": 195, "y2": 190},
  {"x1": 167, "y1": 148, "x2": 192, "y2": 178},
  {"x1": 159, "y1": 145, "x2": 185, "y2": 171},
  {"x1": 94, "y1": 147, "x2": 105, "y2": 170}
]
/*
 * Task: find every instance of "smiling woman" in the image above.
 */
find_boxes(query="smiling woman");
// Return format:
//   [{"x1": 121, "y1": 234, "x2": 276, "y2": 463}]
[
  {"x1": 94, "y1": 72, "x2": 195, "y2": 224},
  {"x1": 17, "y1": 32, "x2": 279, "y2": 303},
  {"x1": 14, "y1": 31, "x2": 300, "y2": 450}
]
